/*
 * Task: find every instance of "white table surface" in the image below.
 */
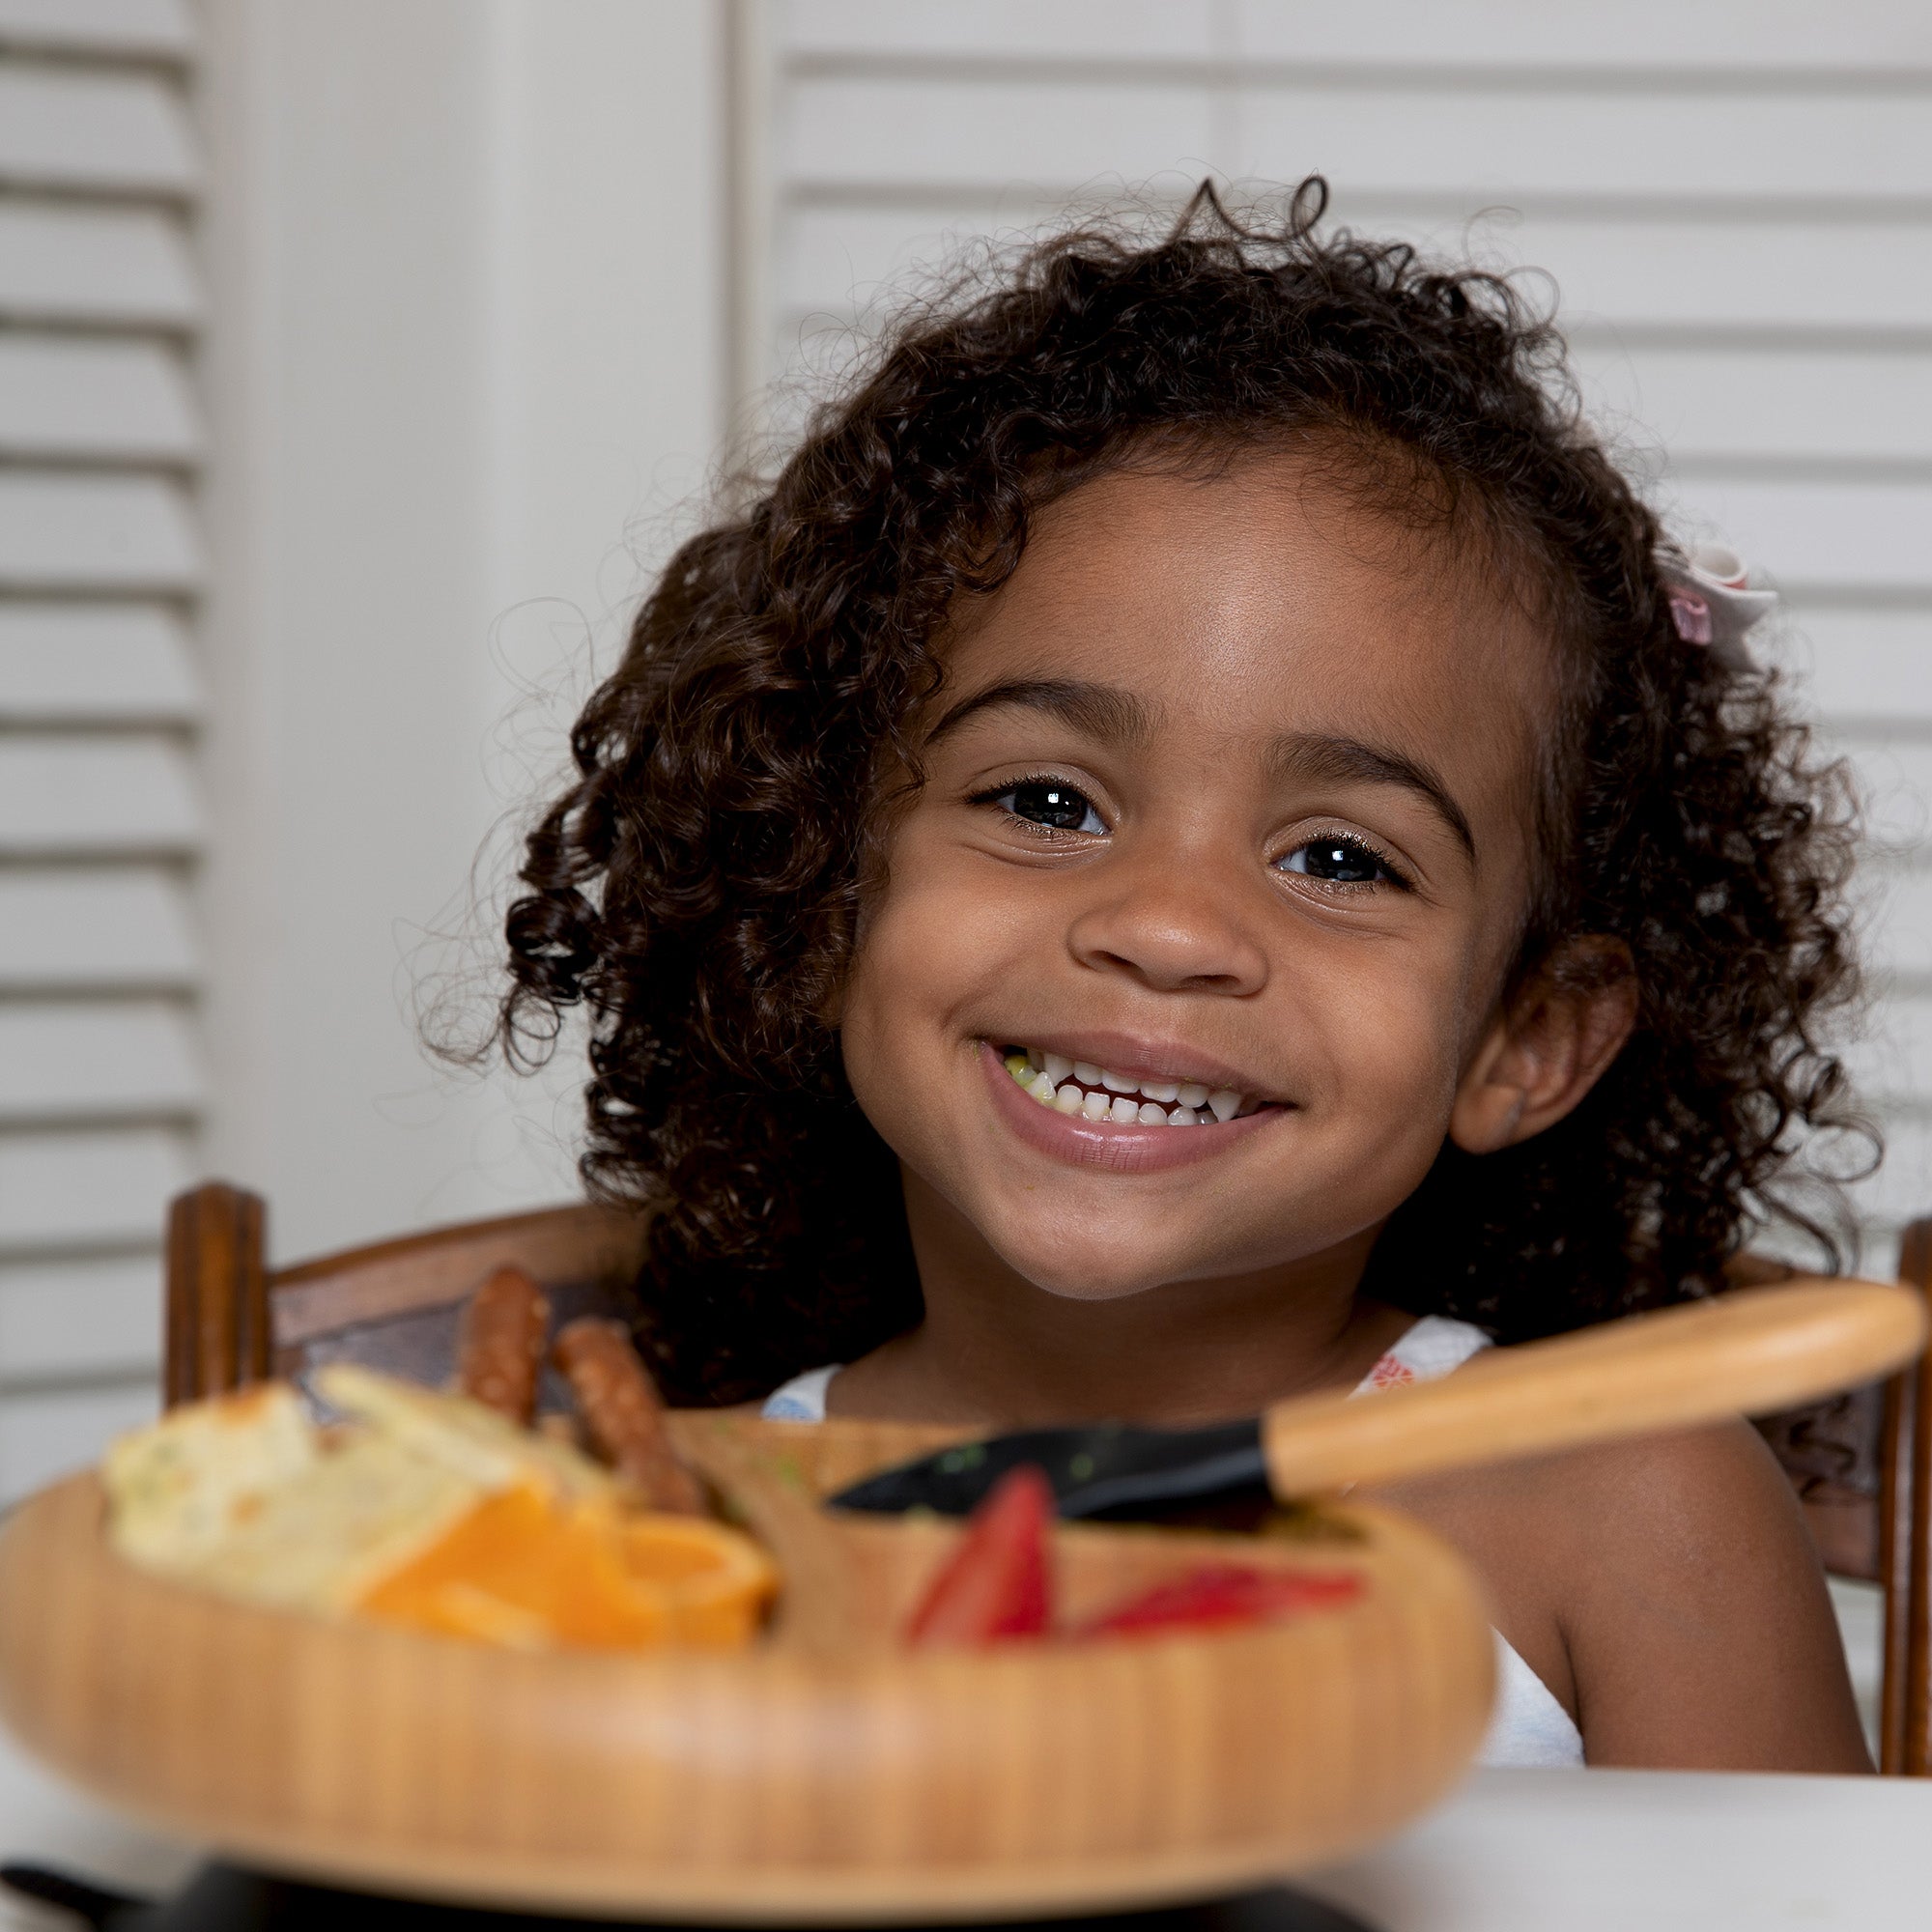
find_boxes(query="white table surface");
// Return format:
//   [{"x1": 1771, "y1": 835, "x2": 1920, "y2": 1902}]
[
  {"x1": 6, "y1": 1729, "x2": 1930, "y2": 1932},
  {"x1": 1301, "y1": 1765, "x2": 1932, "y2": 1931}
]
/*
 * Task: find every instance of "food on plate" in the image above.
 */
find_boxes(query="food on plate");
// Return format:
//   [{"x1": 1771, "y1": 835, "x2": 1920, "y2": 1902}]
[
  {"x1": 903, "y1": 1463, "x2": 1361, "y2": 1649},
  {"x1": 553, "y1": 1317, "x2": 706, "y2": 1516},
  {"x1": 103, "y1": 1366, "x2": 773, "y2": 1652},
  {"x1": 99, "y1": 1268, "x2": 1357, "y2": 1663},
  {"x1": 319, "y1": 1362, "x2": 614, "y2": 1502},
  {"x1": 906, "y1": 1464, "x2": 1053, "y2": 1646},
  {"x1": 458, "y1": 1265, "x2": 550, "y2": 1422},
  {"x1": 362, "y1": 1488, "x2": 774, "y2": 1649},
  {"x1": 1079, "y1": 1563, "x2": 1361, "y2": 1637},
  {"x1": 103, "y1": 1380, "x2": 320, "y2": 1571}
]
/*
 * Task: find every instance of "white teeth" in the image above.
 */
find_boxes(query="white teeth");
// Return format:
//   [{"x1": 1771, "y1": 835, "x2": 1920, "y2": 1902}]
[{"x1": 1006, "y1": 1044, "x2": 1257, "y2": 1128}]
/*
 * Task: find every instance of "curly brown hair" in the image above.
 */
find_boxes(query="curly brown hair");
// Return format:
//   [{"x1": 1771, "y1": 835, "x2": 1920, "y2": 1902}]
[{"x1": 500, "y1": 181, "x2": 1868, "y2": 1405}]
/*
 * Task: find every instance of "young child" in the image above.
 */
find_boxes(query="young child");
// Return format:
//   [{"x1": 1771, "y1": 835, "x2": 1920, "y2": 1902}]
[{"x1": 501, "y1": 184, "x2": 1872, "y2": 1771}]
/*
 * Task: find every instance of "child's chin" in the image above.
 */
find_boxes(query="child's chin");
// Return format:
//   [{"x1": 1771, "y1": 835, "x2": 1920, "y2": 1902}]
[{"x1": 995, "y1": 1236, "x2": 1184, "y2": 1304}]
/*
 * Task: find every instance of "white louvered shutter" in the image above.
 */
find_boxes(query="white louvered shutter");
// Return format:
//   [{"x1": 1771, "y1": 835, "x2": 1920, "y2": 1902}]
[
  {"x1": 0, "y1": 0, "x2": 204, "y2": 1499},
  {"x1": 762, "y1": 0, "x2": 1932, "y2": 1267}
]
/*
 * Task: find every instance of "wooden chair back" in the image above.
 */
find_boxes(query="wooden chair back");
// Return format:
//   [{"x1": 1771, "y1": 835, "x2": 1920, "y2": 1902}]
[
  {"x1": 162, "y1": 1180, "x2": 1932, "y2": 1773},
  {"x1": 165, "y1": 1181, "x2": 650, "y2": 1412}
]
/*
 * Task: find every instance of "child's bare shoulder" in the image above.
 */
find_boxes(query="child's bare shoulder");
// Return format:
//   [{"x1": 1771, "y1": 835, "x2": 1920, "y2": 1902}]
[{"x1": 1385, "y1": 1419, "x2": 1869, "y2": 1770}]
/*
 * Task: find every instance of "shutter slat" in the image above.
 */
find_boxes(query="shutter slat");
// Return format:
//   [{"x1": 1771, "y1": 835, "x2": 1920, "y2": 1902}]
[
  {"x1": 1662, "y1": 480, "x2": 1932, "y2": 593},
  {"x1": 0, "y1": 1002, "x2": 202, "y2": 1122},
  {"x1": 1834, "y1": 741, "x2": 1932, "y2": 846},
  {"x1": 1865, "y1": 869, "x2": 1932, "y2": 981},
  {"x1": 1845, "y1": 991, "x2": 1932, "y2": 1102},
  {"x1": 0, "y1": 67, "x2": 197, "y2": 195},
  {"x1": 784, "y1": 3, "x2": 1216, "y2": 60},
  {"x1": 1767, "y1": 611, "x2": 1932, "y2": 722},
  {"x1": 0, "y1": 870, "x2": 197, "y2": 989},
  {"x1": 0, "y1": 1254, "x2": 158, "y2": 1381},
  {"x1": 0, "y1": 739, "x2": 201, "y2": 856},
  {"x1": 1231, "y1": 0, "x2": 1932, "y2": 67},
  {"x1": 1574, "y1": 348, "x2": 1932, "y2": 464},
  {"x1": 1363, "y1": 212, "x2": 1932, "y2": 334},
  {"x1": 0, "y1": 604, "x2": 200, "y2": 724},
  {"x1": 0, "y1": 1380, "x2": 156, "y2": 1504},
  {"x1": 0, "y1": 0, "x2": 193, "y2": 60},
  {"x1": 785, "y1": 0, "x2": 1932, "y2": 66},
  {"x1": 0, "y1": 1125, "x2": 189, "y2": 1251},
  {"x1": 786, "y1": 77, "x2": 1932, "y2": 201},
  {"x1": 785, "y1": 77, "x2": 1214, "y2": 189},
  {"x1": 1240, "y1": 88, "x2": 1932, "y2": 203},
  {"x1": 1844, "y1": 1119, "x2": 1932, "y2": 1228},
  {"x1": 0, "y1": 471, "x2": 201, "y2": 591},
  {"x1": 0, "y1": 335, "x2": 199, "y2": 465},
  {"x1": 0, "y1": 204, "x2": 198, "y2": 327},
  {"x1": 781, "y1": 207, "x2": 1932, "y2": 336}
]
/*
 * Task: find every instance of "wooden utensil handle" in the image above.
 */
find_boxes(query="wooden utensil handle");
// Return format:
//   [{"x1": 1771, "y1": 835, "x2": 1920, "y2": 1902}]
[{"x1": 1261, "y1": 1278, "x2": 1927, "y2": 1497}]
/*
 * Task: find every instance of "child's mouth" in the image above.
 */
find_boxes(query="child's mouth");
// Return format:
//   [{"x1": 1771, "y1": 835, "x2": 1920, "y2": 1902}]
[{"x1": 997, "y1": 1044, "x2": 1265, "y2": 1128}]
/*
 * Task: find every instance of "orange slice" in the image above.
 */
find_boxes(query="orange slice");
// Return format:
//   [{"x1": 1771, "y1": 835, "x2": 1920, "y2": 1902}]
[
  {"x1": 617, "y1": 1514, "x2": 780, "y2": 1646},
  {"x1": 355, "y1": 1484, "x2": 775, "y2": 1652}
]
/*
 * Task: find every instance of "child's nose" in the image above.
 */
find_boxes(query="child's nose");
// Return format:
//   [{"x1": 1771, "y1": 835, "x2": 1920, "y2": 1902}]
[{"x1": 1064, "y1": 852, "x2": 1269, "y2": 997}]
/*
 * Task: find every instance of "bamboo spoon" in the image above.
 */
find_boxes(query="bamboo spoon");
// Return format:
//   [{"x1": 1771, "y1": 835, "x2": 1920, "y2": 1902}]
[
  {"x1": 833, "y1": 1278, "x2": 1928, "y2": 1517},
  {"x1": 670, "y1": 1410, "x2": 863, "y2": 1651}
]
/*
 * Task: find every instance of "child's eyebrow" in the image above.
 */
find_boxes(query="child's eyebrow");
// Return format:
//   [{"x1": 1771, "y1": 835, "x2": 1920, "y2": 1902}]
[
  {"x1": 923, "y1": 678, "x2": 1154, "y2": 751},
  {"x1": 1267, "y1": 731, "x2": 1476, "y2": 862}
]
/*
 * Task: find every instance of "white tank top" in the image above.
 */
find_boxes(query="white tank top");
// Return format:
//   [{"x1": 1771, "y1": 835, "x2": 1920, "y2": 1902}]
[{"x1": 762, "y1": 1316, "x2": 1585, "y2": 1769}]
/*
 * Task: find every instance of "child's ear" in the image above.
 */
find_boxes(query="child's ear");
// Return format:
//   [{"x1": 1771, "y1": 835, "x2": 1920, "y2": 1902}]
[{"x1": 1449, "y1": 937, "x2": 1638, "y2": 1155}]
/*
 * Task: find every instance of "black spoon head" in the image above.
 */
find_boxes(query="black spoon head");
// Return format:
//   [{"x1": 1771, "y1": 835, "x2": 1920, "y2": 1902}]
[{"x1": 828, "y1": 1417, "x2": 1267, "y2": 1520}]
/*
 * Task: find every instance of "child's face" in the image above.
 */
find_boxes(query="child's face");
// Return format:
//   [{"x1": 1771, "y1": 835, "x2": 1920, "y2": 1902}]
[{"x1": 839, "y1": 453, "x2": 1562, "y2": 1303}]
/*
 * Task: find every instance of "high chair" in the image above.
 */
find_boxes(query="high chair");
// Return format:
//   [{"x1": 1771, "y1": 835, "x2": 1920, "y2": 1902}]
[{"x1": 161, "y1": 1181, "x2": 1932, "y2": 1775}]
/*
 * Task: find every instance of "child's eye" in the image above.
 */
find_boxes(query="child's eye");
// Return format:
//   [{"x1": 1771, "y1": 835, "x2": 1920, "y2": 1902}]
[
  {"x1": 1277, "y1": 835, "x2": 1406, "y2": 888},
  {"x1": 979, "y1": 779, "x2": 1107, "y2": 835}
]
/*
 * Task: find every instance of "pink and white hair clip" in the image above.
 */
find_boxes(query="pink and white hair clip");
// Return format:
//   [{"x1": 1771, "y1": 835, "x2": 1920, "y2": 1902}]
[{"x1": 1658, "y1": 541, "x2": 1777, "y2": 671}]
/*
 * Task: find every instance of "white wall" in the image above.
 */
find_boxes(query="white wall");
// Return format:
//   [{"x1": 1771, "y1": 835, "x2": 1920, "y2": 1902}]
[{"x1": 197, "y1": 0, "x2": 730, "y2": 1264}]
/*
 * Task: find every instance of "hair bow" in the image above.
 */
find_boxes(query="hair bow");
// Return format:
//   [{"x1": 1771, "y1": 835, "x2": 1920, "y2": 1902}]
[{"x1": 1658, "y1": 542, "x2": 1777, "y2": 671}]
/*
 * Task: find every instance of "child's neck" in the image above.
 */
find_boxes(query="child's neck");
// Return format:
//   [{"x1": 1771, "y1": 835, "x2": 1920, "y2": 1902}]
[{"x1": 828, "y1": 1172, "x2": 1415, "y2": 1427}]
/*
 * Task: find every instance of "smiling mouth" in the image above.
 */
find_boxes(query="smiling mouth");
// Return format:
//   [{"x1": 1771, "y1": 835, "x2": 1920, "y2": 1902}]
[{"x1": 999, "y1": 1044, "x2": 1268, "y2": 1128}]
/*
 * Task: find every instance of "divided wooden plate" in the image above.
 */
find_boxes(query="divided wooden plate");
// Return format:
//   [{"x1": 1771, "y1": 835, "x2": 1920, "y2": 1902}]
[{"x1": 0, "y1": 1415, "x2": 1493, "y2": 1923}]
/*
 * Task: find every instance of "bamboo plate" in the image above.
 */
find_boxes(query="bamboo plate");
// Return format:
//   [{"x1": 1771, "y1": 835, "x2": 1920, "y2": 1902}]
[{"x1": 0, "y1": 1415, "x2": 1494, "y2": 1924}]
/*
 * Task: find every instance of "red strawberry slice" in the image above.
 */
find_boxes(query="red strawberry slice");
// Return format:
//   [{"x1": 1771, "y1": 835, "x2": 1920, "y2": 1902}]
[
  {"x1": 1081, "y1": 1563, "x2": 1360, "y2": 1638},
  {"x1": 906, "y1": 1464, "x2": 1053, "y2": 1646}
]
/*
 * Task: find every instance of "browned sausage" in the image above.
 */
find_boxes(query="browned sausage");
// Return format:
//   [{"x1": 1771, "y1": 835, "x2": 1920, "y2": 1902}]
[
  {"x1": 553, "y1": 1318, "x2": 705, "y2": 1515},
  {"x1": 457, "y1": 1266, "x2": 550, "y2": 1424}
]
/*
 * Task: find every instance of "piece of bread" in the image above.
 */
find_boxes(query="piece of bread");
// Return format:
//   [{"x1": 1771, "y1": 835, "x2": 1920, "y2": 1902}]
[
  {"x1": 178, "y1": 1431, "x2": 486, "y2": 1614},
  {"x1": 104, "y1": 1382, "x2": 320, "y2": 1571},
  {"x1": 314, "y1": 1364, "x2": 615, "y2": 1503}
]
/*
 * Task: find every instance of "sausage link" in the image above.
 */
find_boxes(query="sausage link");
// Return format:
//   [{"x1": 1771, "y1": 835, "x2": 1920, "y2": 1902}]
[
  {"x1": 457, "y1": 1266, "x2": 550, "y2": 1423},
  {"x1": 553, "y1": 1318, "x2": 705, "y2": 1515}
]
